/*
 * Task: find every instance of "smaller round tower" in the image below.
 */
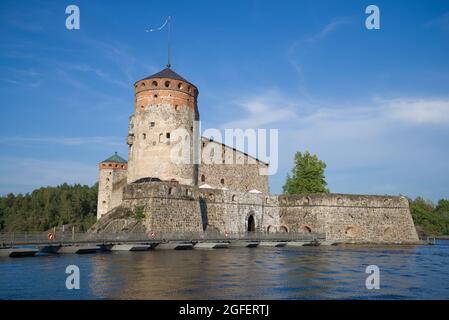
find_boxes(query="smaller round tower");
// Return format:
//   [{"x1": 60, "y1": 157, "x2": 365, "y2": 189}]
[{"x1": 97, "y1": 153, "x2": 128, "y2": 220}]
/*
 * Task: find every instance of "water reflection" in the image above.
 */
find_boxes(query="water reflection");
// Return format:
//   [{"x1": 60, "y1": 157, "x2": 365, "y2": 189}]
[{"x1": 1, "y1": 241, "x2": 449, "y2": 299}]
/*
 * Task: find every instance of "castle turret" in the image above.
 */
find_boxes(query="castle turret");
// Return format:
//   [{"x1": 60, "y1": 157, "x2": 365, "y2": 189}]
[
  {"x1": 97, "y1": 152, "x2": 128, "y2": 219},
  {"x1": 126, "y1": 67, "x2": 199, "y2": 185}
]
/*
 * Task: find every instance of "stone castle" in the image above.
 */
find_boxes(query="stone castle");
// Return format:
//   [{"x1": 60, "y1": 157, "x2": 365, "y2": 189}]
[{"x1": 94, "y1": 67, "x2": 419, "y2": 243}]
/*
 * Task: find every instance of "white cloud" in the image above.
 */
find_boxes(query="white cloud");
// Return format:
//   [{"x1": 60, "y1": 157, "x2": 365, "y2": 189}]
[
  {"x1": 382, "y1": 98, "x2": 449, "y2": 125},
  {"x1": 304, "y1": 18, "x2": 352, "y2": 44},
  {"x1": 221, "y1": 89, "x2": 298, "y2": 128},
  {"x1": 287, "y1": 17, "x2": 352, "y2": 79},
  {"x1": 219, "y1": 89, "x2": 449, "y2": 200},
  {"x1": 0, "y1": 136, "x2": 123, "y2": 147},
  {"x1": 425, "y1": 11, "x2": 449, "y2": 32}
]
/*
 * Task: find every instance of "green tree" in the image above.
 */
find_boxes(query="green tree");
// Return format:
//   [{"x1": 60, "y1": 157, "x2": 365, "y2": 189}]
[
  {"x1": 0, "y1": 183, "x2": 98, "y2": 232},
  {"x1": 409, "y1": 197, "x2": 449, "y2": 236},
  {"x1": 283, "y1": 151, "x2": 329, "y2": 194}
]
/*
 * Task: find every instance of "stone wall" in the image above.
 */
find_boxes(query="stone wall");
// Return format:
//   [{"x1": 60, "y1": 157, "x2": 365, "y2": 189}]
[
  {"x1": 95, "y1": 182, "x2": 419, "y2": 243},
  {"x1": 278, "y1": 193, "x2": 419, "y2": 243},
  {"x1": 199, "y1": 138, "x2": 269, "y2": 193}
]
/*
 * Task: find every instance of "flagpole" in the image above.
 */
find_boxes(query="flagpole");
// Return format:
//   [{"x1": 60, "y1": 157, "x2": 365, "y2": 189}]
[
  {"x1": 167, "y1": 16, "x2": 171, "y2": 68},
  {"x1": 146, "y1": 16, "x2": 172, "y2": 68}
]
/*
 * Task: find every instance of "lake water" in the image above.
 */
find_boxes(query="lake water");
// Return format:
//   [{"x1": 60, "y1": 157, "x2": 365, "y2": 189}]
[{"x1": 1, "y1": 241, "x2": 449, "y2": 299}]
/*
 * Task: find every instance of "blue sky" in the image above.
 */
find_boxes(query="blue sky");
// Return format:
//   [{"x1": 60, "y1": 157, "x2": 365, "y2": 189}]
[{"x1": 0, "y1": 0, "x2": 448, "y2": 202}]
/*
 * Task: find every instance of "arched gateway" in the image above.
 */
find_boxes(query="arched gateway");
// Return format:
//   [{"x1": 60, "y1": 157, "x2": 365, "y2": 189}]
[{"x1": 247, "y1": 215, "x2": 256, "y2": 232}]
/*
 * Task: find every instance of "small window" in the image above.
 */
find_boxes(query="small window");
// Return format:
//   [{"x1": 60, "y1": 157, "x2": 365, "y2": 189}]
[
  {"x1": 141, "y1": 82, "x2": 146, "y2": 87},
  {"x1": 178, "y1": 82, "x2": 183, "y2": 89},
  {"x1": 232, "y1": 195, "x2": 236, "y2": 202},
  {"x1": 142, "y1": 133, "x2": 146, "y2": 140},
  {"x1": 220, "y1": 178, "x2": 224, "y2": 185},
  {"x1": 152, "y1": 81, "x2": 158, "y2": 87},
  {"x1": 175, "y1": 105, "x2": 180, "y2": 111},
  {"x1": 201, "y1": 175, "x2": 205, "y2": 182},
  {"x1": 166, "y1": 132, "x2": 170, "y2": 139},
  {"x1": 154, "y1": 94, "x2": 158, "y2": 98},
  {"x1": 168, "y1": 187, "x2": 173, "y2": 195},
  {"x1": 159, "y1": 133, "x2": 163, "y2": 143},
  {"x1": 150, "y1": 122, "x2": 155, "y2": 127},
  {"x1": 165, "y1": 81, "x2": 170, "y2": 88}
]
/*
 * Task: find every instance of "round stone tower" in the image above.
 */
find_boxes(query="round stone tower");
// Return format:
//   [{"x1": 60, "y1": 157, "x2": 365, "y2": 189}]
[
  {"x1": 97, "y1": 152, "x2": 128, "y2": 219},
  {"x1": 126, "y1": 67, "x2": 199, "y2": 185}
]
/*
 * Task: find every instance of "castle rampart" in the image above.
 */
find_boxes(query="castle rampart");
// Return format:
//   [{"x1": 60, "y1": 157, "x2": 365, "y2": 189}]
[{"x1": 98, "y1": 181, "x2": 419, "y2": 243}]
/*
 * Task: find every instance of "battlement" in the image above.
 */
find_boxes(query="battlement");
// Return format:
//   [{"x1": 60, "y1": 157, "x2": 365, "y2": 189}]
[
  {"x1": 134, "y1": 68, "x2": 198, "y2": 113},
  {"x1": 278, "y1": 193, "x2": 409, "y2": 208}
]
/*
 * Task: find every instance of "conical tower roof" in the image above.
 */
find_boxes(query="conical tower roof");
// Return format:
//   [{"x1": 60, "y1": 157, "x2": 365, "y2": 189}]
[
  {"x1": 101, "y1": 152, "x2": 127, "y2": 164},
  {"x1": 137, "y1": 67, "x2": 196, "y2": 88}
]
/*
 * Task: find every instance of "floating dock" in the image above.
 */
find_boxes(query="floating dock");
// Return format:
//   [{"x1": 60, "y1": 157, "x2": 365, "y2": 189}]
[
  {"x1": 58, "y1": 245, "x2": 98, "y2": 254},
  {"x1": 0, "y1": 247, "x2": 38, "y2": 257},
  {"x1": 111, "y1": 244, "x2": 153, "y2": 251},
  {"x1": 194, "y1": 242, "x2": 229, "y2": 249},
  {"x1": 155, "y1": 242, "x2": 194, "y2": 250}
]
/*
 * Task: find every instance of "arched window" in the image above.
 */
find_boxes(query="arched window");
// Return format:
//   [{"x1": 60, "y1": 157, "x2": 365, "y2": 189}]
[
  {"x1": 220, "y1": 178, "x2": 224, "y2": 185},
  {"x1": 178, "y1": 82, "x2": 183, "y2": 89},
  {"x1": 165, "y1": 80, "x2": 170, "y2": 88},
  {"x1": 159, "y1": 133, "x2": 163, "y2": 143},
  {"x1": 152, "y1": 81, "x2": 158, "y2": 87}
]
